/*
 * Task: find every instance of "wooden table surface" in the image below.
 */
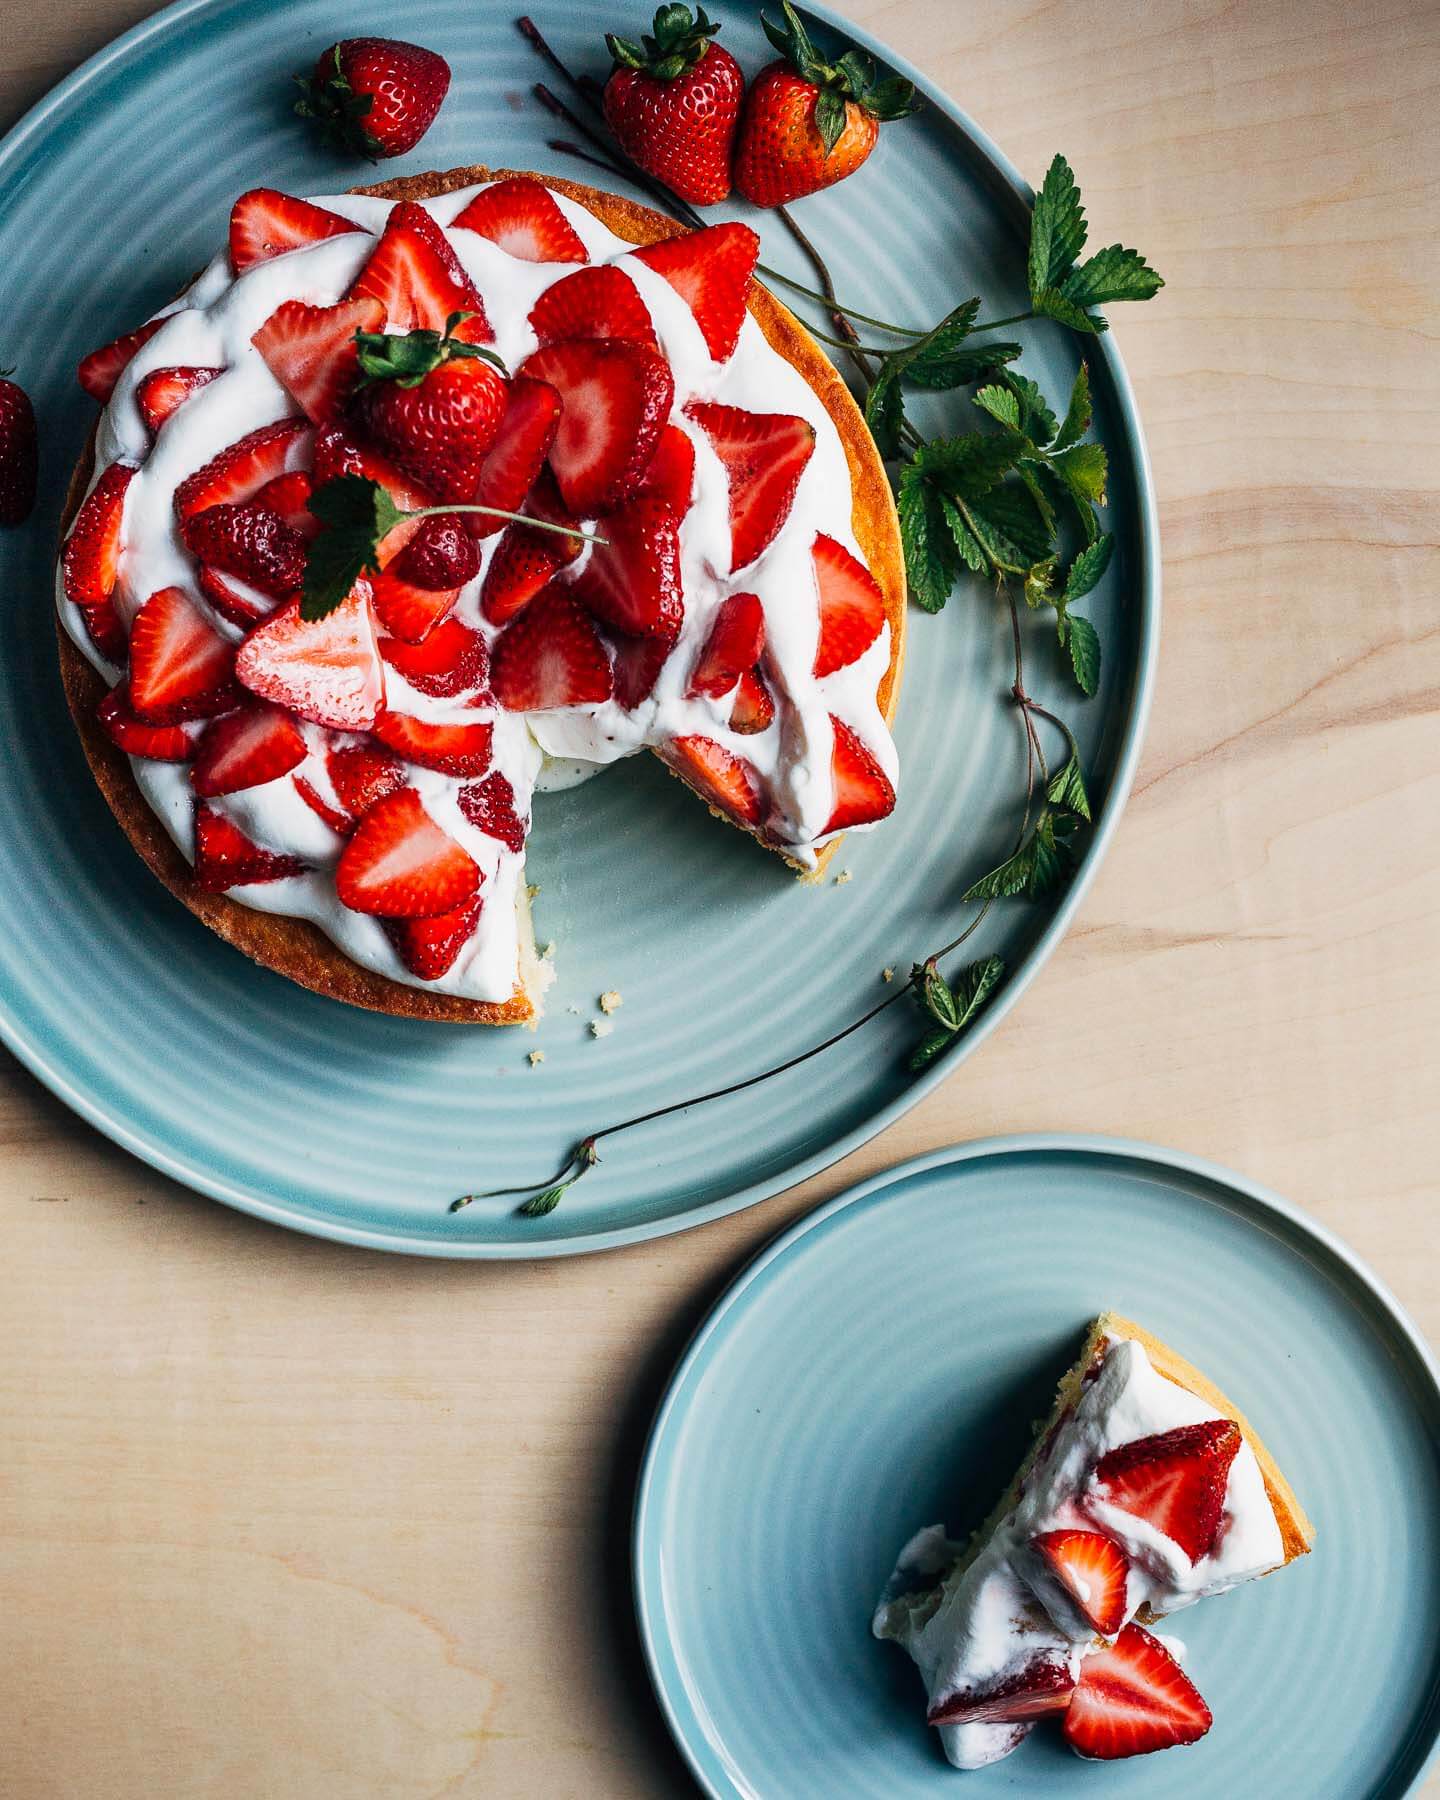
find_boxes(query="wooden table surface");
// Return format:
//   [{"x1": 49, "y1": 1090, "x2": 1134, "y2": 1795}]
[{"x1": 3, "y1": 0, "x2": 1437, "y2": 1794}]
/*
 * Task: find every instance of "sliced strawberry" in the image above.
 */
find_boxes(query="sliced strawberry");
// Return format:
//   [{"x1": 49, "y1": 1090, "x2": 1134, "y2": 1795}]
[
  {"x1": 491, "y1": 585, "x2": 613, "y2": 712},
  {"x1": 665, "y1": 735, "x2": 763, "y2": 827},
  {"x1": 635, "y1": 424, "x2": 695, "y2": 513},
  {"x1": 326, "y1": 741, "x2": 406, "y2": 821},
  {"x1": 312, "y1": 423, "x2": 436, "y2": 513},
  {"x1": 823, "y1": 716, "x2": 895, "y2": 835},
  {"x1": 1030, "y1": 1530, "x2": 1130, "y2": 1638},
  {"x1": 136, "y1": 366, "x2": 222, "y2": 434},
  {"x1": 235, "y1": 588, "x2": 383, "y2": 730},
  {"x1": 198, "y1": 565, "x2": 276, "y2": 629},
  {"x1": 252, "y1": 296, "x2": 385, "y2": 425},
  {"x1": 927, "y1": 1657, "x2": 1077, "y2": 1729},
  {"x1": 577, "y1": 497, "x2": 681, "y2": 637},
  {"x1": 77, "y1": 318, "x2": 165, "y2": 404},
  {"x1": 1063, "y1": 1624, "x2": 1212, "y2": 1760},
  {"x1": 229, "y1": 188, "x2": 359, "y2": 275},
  {"x1": 467, "y1": 377, "x2": 560, "y2": 537},
  {"x1": 451, "y1": 178, "x2": 589, "y2": 264},
  {"x1": 348, "y1": 201, "x2": 491, "y2": 342},
  {"x1": 686, "y1": 402, "x2": 815, "y2": 573},
  {"x1": 479, "y1": 475, "x2": 582, "y2": 626},
  {"x1": 254, "y1": 471, "x2": 320, "y2": 541},
  {"x1": 293, "y1": 773, "x2": 351, "y2": 835},
  {"x1": 1090, "y1": 1421, "x2": 1241, "y2": 1564},
  {"x1": 813, "y1": 534, "x2": 886, "y2": 677},
  {"x1": 689, "y1": 592, "x2": 765, "y2": 698},
  {"x1": 382, "y1": 892, "x2": 485, "y2": 980},
  {"x1": 520, "y1": 338, "x2": 674, "y2": 516},
  {"x1": 370, "y1": 570, "x2": 460, "y2": 644},
  {"x1": 335, "y1": 786, "x2": 480, "y2": 918},
  {"x1": 97, "y1": 685, "x2": 193, "y2": 761},
  {"x1": 181, "y1": 503, "x2": 306, "y2": 599},
  {"x1": 380, "y1": 617, "x2": 488, "y2": 698},
  {"x1": 609, "y1": 627, "x2": 672, "y2": 711},
  {"x1": 371, "y1": 709, "x2": 494, "y2": 777},
  {"x1": 62, "y1": 462, "x2": 136, "y2": 608},
  {"x1": 729, "y1": 669, "x2": 775, "y2": 734},
  {"x1": 458, "y1": 770, "x2": 526, "y2": 853},
  {"x1": 193, "y1": 802, "x2": 306, "y2": 891},
  {"x1": 191, "y1": 703, "x2": 307, "y2": 797},
  {"x1": 174, "y1": 417, "x2": 310, "y2": 520},
  {"x1": 633, "y1": 221, "x2": 759, "y2": 362},
  {"x1": 76, "y1": 601, "x2": 127, "y2": 663},
  {"x1": 128, "y1": 586, "x2": 238, "y2": 723},
  {"x1": 529, "y1": 265, "x2": 657, "y2": 350}
]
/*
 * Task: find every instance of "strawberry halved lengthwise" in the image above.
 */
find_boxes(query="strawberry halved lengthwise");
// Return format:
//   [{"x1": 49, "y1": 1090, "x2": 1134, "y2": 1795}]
[{"x1": 1063, "y1": 1625, "x2": 1213, "y2": 1761}]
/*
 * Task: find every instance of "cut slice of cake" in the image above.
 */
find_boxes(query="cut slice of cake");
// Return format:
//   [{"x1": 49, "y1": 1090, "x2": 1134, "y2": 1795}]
[{"x1": 873, "y1": 1312, "x2": 1314, "y2": 1768}]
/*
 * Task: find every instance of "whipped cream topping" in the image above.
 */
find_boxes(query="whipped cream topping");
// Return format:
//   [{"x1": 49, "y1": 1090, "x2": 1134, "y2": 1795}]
[
  {"x1": 57, "y1": 182, "x2": 898, "y2": 1002},
  {"x1": 872, "y1": 1336, "x2": 1284, "y2": 1771}
]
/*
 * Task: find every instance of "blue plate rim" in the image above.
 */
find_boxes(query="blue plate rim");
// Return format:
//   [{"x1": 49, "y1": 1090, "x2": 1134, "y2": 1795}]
[
  {"x1": 631, "y1": 1131, "x2": 1440, "y2": 1797},
  {"x1": 0, "y1": 4, "x2": 1162, "y2": 1258}
]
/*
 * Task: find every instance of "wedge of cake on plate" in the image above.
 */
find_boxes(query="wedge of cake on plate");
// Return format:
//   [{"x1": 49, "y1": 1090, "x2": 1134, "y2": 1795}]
[{"x1": 873, "y1": 1312, "x2": 1314, "y2": 1766}]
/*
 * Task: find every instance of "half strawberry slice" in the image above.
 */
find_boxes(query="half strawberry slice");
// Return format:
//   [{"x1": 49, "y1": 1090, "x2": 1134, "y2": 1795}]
[
  {"x1": 252, "y1": 296, "x2": 385, "y2": 424},
  {"x1": 451, "y1": 178, "x2": 589, "y2": 265},
  {"x1": 1063, "y1": 1624, "x2": 1212, "y2": 1760},
  {"x1": 62, "y1": 462, "x2": 136, "y2": 610},
  {"x1": 382, "y1": 892, "x2": 485, "y2": 980},
  {"x1": 466, "y1": 377, "x2": 561, "y2": 537},
  {"x1": 689, "y1": 593, "x2": 765, "y2": 698},
  {"x1": 685, "y1": 402, "x2": 815, "y2": 573},
  {"x1": 490, "y1": 585, "x2": 614, "y2": 712},
  {"x1": 77, "y1": 318, "x2": 165, "y2": 404},
  {"x1": 927, "y1": 1656, "x2": 1077, "y2": 1729},
  {"x1": 128, "y1": 586, "x2": 238, "y2": 723},
  {"x1": 577, "y1": 497, "x2": 682, "y2": 638},
  {"x1": 348, "y1": 201, "x2": 492, "y2": 342},
  {"x1": 812, "y1": 534, "x2": 886, "y2": 676},
  {"x1": 1089, "y1": 1421, "x2": 1242, "y2": 1565},
  {"x1": 1029, "y1": 1530, "x2": 1130, "y2": 1638},
  {"x1": 234, "y1": 588, "x2": 383, "y2": 731},
  {"x1": 822, "y1": 717, "x2": 895, "y2": 835},
  {"x1": 136, "y1": 366, "x2": 222, "y2": 434},
  {"x1": 335, "y1": 787, "x2": 480, "y2": 918},
  {"x1": 633, "y1": 221, "x2": 759, "y2": 362},
  {"x1": 664, "y1": 735, "x2": 764, "y2": 828},
  {"x1": 174, "y1": 418, "x2": 310, "y2": 520},
  {"x1": 229, "y1": 188, "x2": 360, "y2": 275},
  {"x1": 520, "y1": 338, "x2": 674, "y2": 517},
  {"x1": 97, "y1": 686, "x2": 195, "y2": 762},
  {"x1": 371, "y1": 710, "x2": 495, "y2": 778},
  {"x1": 190, "y1": 703, "x2": 307, "y2": 798},
  {"x1": 193, "y1": 802, "x2": 307, "y2": 891},
  {"x1": 529, "y1": 265, "x2": 657, "y2": 349}
]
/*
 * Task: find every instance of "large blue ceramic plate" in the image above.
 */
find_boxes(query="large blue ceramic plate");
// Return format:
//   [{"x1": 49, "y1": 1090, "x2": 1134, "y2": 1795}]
[
  {"x1": 0, "y1": 5, "x2": 1157, "y2": 1254},
  {"x1": 635, "y1": 1137, "x2": 1440, "y2": 1796}
]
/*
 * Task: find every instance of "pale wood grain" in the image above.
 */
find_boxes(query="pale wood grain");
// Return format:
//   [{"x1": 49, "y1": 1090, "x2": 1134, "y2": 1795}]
[{"x1": 2, "y1": 0, "x2": 1438, "y2": 1793}]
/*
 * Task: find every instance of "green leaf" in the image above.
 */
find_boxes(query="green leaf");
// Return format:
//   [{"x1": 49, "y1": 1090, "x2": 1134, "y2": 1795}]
[
  {"x1": 897, "y1": 466, "x2": 959, "y2": 612},
  {"x1": 517, "y1": 1182, "x2": 568, "y2": 1219},
  {"x1": 864, "y1": 367, "x2": 905, "y2": 458},
  {"x1": 814, "y1": 87, "x2": 848, "y2": 155},
  {"x1": 911, "y1": 958, "x2": 960, "y2": 1031},
  {"x1": 903, "y1": 338, "x2": 1021, "y2": 391},
  {"x1": 355, "y1": 317, "x2": 505, "y2": 388},
  {"x1": 907, "y1": 1026, "x2": 957, "y2": 1073},
  {"x1": 302, "y1": 475, "x2": 403, "y2": 621},
  {"x1": 1028, "y1": 154, "x2": 1088, "y2": 300},
  {"x1": 1001, "y1": 372, "x2": 1059, "y2": 447},
  {"x1": 940, "y1": 495, "x2": 987, "y2": 573},
  {"x1": 1047, "y1": 754, "x2": 1092, "y2": 822},
  {"x1": 1052, "y1": 362, "x2": 1092, "y2": 452},
  {"x1": 1063, "y1": 532, "x2": 1113, "y2": 602},
  {"x1": 963, "y1": 813, "x2": 1069, "y2": 902},
  {"x1": 912, "y1": 431, "x2": 1023, "y2": 501},
  {"x1": 1033, "y1": 462, "x2": 1098, "y2": 546},
  {"x1": 1032, "y1": 285, "x2": 1104, "y2": 334},
  {"x1": 973, "y1": 383, "x2": 1021, "y2": 430},
  {"x1": 1049, "y1": 441, "x2": 1108, "y2": 506},
  {"x1": 1066, "y1": 613, "x2": 1102, "y2": 695},
  {"x1": 951, "y1": 953, "x2": 1006, "y2": 1026},
  {"x1": 966, "y1": 481, "x2": 1053, "y2": 572},
  {"x1": 1062, "y1": 244, "x2": 1164, "y2": 311}
]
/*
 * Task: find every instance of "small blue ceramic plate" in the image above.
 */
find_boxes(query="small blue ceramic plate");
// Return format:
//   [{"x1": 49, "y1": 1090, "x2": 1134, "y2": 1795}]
[
  {"x1": 635, "y1": 1136, "x2": 1440, "y2": 1797},
  {"x1": 0, "y1": 4, "x2": 1157, "y2": 1253}
]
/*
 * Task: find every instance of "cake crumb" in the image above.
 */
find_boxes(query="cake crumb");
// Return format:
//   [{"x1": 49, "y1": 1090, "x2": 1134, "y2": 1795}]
[
  {"x1": 834, "y1": 868, "x2": 852, "y2": 886},
  {"x1": 589, "y1": 1018, "x2": 614, "y2": 1039},
  {"x1": 882, "y1": 967, "x2": 895, "y2": 983},
  {"x1": 598, "y1": 989, "x2": 622, "y2": 1014},
  {"x1": 526, "y1": 883, "x2": 542, "y2": 900},
  {"x1": 539, "y1": 942, "x2": 555, "y2": 960},
  {"x1": 527, "y1": 1050, "x2": 546, "y2": 1067}
]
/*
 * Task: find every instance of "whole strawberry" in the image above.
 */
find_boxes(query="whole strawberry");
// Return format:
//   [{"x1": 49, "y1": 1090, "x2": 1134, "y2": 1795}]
[
  {"x1": 353, "y1": 315, "x2": 509, "y2": 503},
  {"x1": 603, "y1": 6, "x2": 744, "y2": 206},
  {"x1": 295, "y1": 37, "x2": 450, "y2": 161},
  {"x1": 0, "y1": 371, "x2": 37, "y2": 526},
  {"x1": 733, "y1": 2, "x2": 918, "y2": 207}
]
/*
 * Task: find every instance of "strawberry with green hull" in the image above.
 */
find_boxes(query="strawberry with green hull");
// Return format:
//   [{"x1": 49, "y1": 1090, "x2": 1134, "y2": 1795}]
[
  {"x1": 733, "y1": 1, "x2": 918, "y2": 207},
  {"x1": 353, "y1": 316, "x2": 509, "y2": 504},
  {"x1": 603, "y1": 6, "x2": 745, "y2": 207},
  {"x1": 294, "y1": 38, "x2": 450, "y2": 161}
]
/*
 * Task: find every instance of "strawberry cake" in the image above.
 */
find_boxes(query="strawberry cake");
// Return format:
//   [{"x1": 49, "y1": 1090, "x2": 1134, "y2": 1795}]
[
  {"x1": 57, "y1": 168, "x2": 904, "y2": 1023},
  {"x1": 873, "y1": 1312, "x2": 1314, "y2": 1766}
]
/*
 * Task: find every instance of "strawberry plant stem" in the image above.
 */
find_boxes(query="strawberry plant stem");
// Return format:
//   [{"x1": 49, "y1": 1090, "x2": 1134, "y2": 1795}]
[{"x1": 406, "y1": 503, "x2": 604, "y2": 546}]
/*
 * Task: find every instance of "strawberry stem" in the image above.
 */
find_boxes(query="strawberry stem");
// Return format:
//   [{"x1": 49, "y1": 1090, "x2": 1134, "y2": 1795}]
[{"x1": 406, "y1": 504, "x2": 605, "y2": 547}]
